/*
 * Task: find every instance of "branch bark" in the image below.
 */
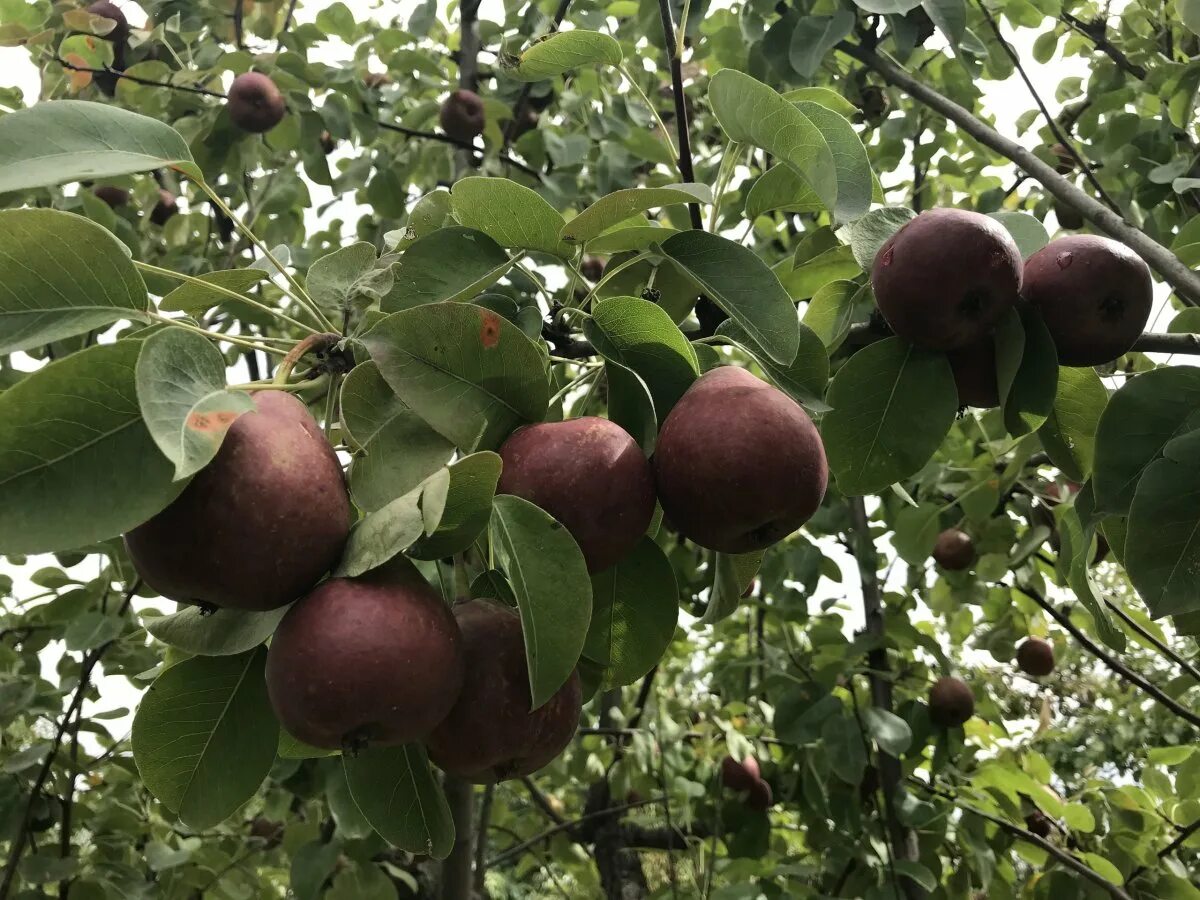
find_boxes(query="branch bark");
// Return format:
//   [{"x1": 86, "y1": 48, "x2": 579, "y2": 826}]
[
  {"x1": 848, "y1": 498, "x2": 922, "y2": 898},
  {"x1": 1060, "y1": 12, "x2": 1147, "y2": 80},
  {"x1": 441, "y1": 778, "x2": 475, "y2": 900},
  {"x1": 836, "y1": 41, "x2": 1200, "y2": 306}
]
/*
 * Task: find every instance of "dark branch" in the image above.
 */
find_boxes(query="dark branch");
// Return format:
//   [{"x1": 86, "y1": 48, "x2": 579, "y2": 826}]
[
  {"x1": 1060, "y1": 12, "x2": 1148, "y2": 80},
  {"x1": 373, "y1": 119, "x2": 543, "y2": 180},
  {"x1": 233, "y1": 0, "x2": 246, "y2": 50},
  {"x1": 276, "y1": 0, "x2": 299, "y2": 51},
  {"x1": 1103, "y1": 598, "x2": 1200, "y2": 683},
  {"x1": 1129, "y1": 814, "x2": 1200, "y2": 882},
  {"x1": 53, "y1": 56, "x2": 226, "y2": 98},
  {"x1": 655, "y1": 0, "x2": 701, "y2": 231}
]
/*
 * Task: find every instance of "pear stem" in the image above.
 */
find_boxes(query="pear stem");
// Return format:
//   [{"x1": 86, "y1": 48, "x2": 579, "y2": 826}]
[{"x1": 274, "y1": 333, "x2": 344, "y2": 386}]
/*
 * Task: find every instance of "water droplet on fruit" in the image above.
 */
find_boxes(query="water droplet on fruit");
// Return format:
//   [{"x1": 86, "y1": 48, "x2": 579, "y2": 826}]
[
  {"x1": 1055, "y1": 251, "x2": 1074, "y2": 270},
  {"x1": 880, "y1": 247, "x2": 894, "y2": 266}
]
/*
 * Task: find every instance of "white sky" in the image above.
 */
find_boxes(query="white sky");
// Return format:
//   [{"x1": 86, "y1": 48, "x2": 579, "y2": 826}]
[{"x1": 0, "y1": 2, "x2": 1141, "y2": 748}]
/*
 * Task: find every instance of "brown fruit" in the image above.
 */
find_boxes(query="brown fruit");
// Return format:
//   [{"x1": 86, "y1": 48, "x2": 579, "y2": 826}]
[
  {"x1": 1017, "y1": 637, "x2": 1056, "y2": 677},
  {"x1": 363, "y1": 72, "x2": 391, "y2": 89},
  {"x1": 653, "y1": 367, "x2": 828, "y2": 554},
  {"x1": 871, "y1": 209, "x2": 1023, "y2": 351},
  {"x1": 249, "y1": 817, "x2": 283, "y2": 845},
  {"x1": 497, "y1": 417, "x2": 655, "y2": 573},
  {"x1": 747, "y1": 779, "x2": 773, "y2": 811},
  {"x1": 1050, "y1": 143, "x2": 1075, "y2": 175},
  {"x1": 319, "y1": 130, "x2": 336, "y2": 154},
  {"x1": 932, "y1": 528, "x2": 975, "y2": 570},
  {"x1": 439, "y1": 89, "x2": 486, "y2": 142},
  {"x1": 426, "y1": 601, "x2": 582, "y2": 782},
  {"x1": 720, "y1": 755, "x2": 758, "y2": 792},
  {"x1": 92, "y1": 185, "x2": 129, "y2": 208},
  {"x1": 1021, "y1": 235, "x2": 1152, "y2": 367},
  {"x1": 580, "y1": 256, "x2": 605, "y2": 282},
  {"x1": 227, "y1": 72, "x2": 286, "y2": 133},
  {"x1": 928, "y1": 676, "x2": 975, "y2": 728},
  {"x1": 948, "y1": 338, "x2": 1000, "y2": 408},
  {"x1": 1026, "y1": 810, "x2": 1052, "y2": 838},
  {"x1": 125, "y1": 391, "x2": 351, "y2": 611},
  {"x1": 150, "y1": 188, "x2": 177, "y2": 226},
  {"x1": 266, "y1": 567, "x2": 464, "y2": 750}
]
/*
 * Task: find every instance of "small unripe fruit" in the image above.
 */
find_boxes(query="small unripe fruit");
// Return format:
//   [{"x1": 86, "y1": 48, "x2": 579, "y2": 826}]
[
  {"x1": 1016, "y1": 638, "x2": 1056, "y2": 677},
  {"x1": 928, "y1": 676, "x2": 975, "y2": 728},
  {"x1": 439, "y1": 89, "x2": 486, "y2": 142},
  {"x1": 227, "y1": 72, "x2": 286, "y2": 133},
  {"x1": 720, "y1": 755, "x2": 756, "y2": 792},
  {"x1": 150, "y1": 189, "x2": 177, "y2": 225},
  {"x1": 932, "y1": 528, "x2": 975, "y2": 570}
]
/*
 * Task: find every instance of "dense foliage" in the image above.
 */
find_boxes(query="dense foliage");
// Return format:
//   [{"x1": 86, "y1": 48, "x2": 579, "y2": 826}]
[{"x1": 1, "y1": 0, "x2": 1200, "y2": 898}]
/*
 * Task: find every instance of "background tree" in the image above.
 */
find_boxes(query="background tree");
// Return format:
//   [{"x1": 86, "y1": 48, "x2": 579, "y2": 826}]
[{"x1": 1, "y1": 0, "x2": 1199, "y2": 898}]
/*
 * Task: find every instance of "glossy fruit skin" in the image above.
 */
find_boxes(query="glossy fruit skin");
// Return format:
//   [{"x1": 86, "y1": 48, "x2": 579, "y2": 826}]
[
  {"x1": 150, "y1": 189, "x2": 177, "y2": 226},
  {"x1": 1021, "y1": 235, "x2": 1152, "y2": 367},
  {"x1": 932, "y1": 528, "x2": 975, "y2": 570},
  {"x1": 871, "y1": 209, "x2": 1023, "y2": 351},
  {"x1": 266, "y1": 569, "x2": 464, "y2": 749},
  {"x1": 497, "y1": 417, "x2": 655, "y2": 573},
  {"x1": 227, "y1": 72, "x2": 286, "y2": 133},
  {"x1": 125, "y1": 391, "x2": 351, "y2": 611},
  {"x1": 1016, "y1": 637, "x2": 1056, "y2": 677},
  {"x1": 87, "y1": 1, "x2": 129, "y2": 42},
  {"x1": 928, "y1": 676, "x2": 975, "y2": 728},
  {"x1": 653, "y1": 367, "x2": 828, "y2": 554},
  {"x1": 426, "y1": 601, "x2": 582, "y2": 783},
  {"x1": 92, "y1": 185, "x2": 129, "y2": 208},
  {"x1": 948, "y1": 338, "x2": 1000, "y2": 408},
  {"x1": 747, "y1": 779, "x2": 773, "y2": 812},
  {"x1": 439, "y1": 89, "x2": 486, "y2": 142},
  {"x1": 720, "y1": 756, "x2": 757, "y2": 792}
]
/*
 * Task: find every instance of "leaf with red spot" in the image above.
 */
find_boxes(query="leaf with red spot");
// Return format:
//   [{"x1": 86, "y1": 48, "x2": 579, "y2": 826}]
[{"x1": 136, "y1": 327, "x2": 255, "y2": 481}]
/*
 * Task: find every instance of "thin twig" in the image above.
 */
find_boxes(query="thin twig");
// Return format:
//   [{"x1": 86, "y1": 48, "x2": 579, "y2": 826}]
[
  {"x1": 276, "y1": 0, "x2": 300, "y2": 51},
  {"x1": 233, "y1": 0, "x2": 245, "y2": 49},
  {"x1": 373, "y1": 119, "x2": 543, "y2": 180},
  {"x1": 486, "y1": 796, "x2": 664, "y2": 868},
  {"x1": 1103, "y1": 599, "x2": 1200, "y2": 683},
  {"x1": 53, "y1": 56, "x2": 226, "y2": 98},
  {"x1": 655, "y1": 0, "x2": 702, "y2": 231},
  {"x1": 1060, "y1": 12, "x2": 1147, "y2": 80},
  {"x1": 1128, "y1": 815, "x2": 1200, "y2": 881},
  {"x1": 974, "y1": 1, "x2": 1121, "y2": 215}
]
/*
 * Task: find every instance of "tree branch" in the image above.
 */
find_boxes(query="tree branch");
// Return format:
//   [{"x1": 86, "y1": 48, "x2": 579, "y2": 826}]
[
  {"x1": 487, "y1": 796, "x2": 663, "y2": 868},
  {"x1": 472, "y1": 784, "x2": 494, "y2": 895},
  {"x1": 276, "y1": 0, "x2": 300, "y2": 51},
  {"x1": 848, "y1": 497, "x2": 922, "y2": 897},
  {"x1": 1013, "y1": 584, "x2": 1200, "y2": 729},
  {"x1": 1103, "y1": 598, "x2": 1200, "y2": 683},
  {"x1": 655, "y1": 0, "x2": 701, "y2": 231},
  {"x1": 0, "y1": 581, "x2": 140, "y2": 900},
  {"x1": 233, "y1": 0, "x2": 246, "y2": 50},
  {"x1": 974, "y1": 1, "x2": 1122, "y2": 215},
  {"x1": 374, "y1": 119, "x2": 543, "y2": 180},
  {"x1": 1060, "y1": 12, "x2": 1147, "y2": 80},
  {"x1": 53, "y1": 57, "x2": 226, "y2": 98},
  {"x1": 441, "y1": 778, "x2": 475, "y2": 900},
  {"x1": 909, "y1": 778, "x2": 1135, "y2": 900},
  {"x1": 835, "y1": 41, "x2": 1200, "y2": 306},
  {"x1": 1129, "y1": 814, "x2": 1200, "y2": 882}
]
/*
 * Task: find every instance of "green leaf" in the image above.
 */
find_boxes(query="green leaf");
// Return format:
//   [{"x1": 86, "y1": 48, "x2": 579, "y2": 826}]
[
  {"x1": 1039, "y1": 367, "x2": 1108, "y2": 481},
  {"x1": 923, "y1": 0, "x2": 966, "y2": 48},
  {"x1": 779, "y1": 87, "x2": 860, "y2": 117},
  {"x1": 745, "y1": 165, "x2": 823, "y2": 219},
  {"x1": 863, "y1": 707, "x2": 912, "y2": 756},
  {"x1": 1080, "y1": 854, "x2": 1125, "y2": 886},
  {"x1": 328, "y1": 863, "x2": 399, "y2": 900},
  {"x1": 337, "y1": 476, "x2": 442, "y2": 578},
  {"x1": 343, "y1": 744, "x2": 454, "y2": 858},
  {"x1": 784, "y1": 244, "x2": 862, "y2": 299},
  {"x1": 490, "y1": 495, "x2": 593, "y2": 708},
  {"x1": 659, "y1": 230, "x2": 799, "y2": 365},
  {"x1": 584, "y1": 538, "x2": 679, "y2": 689},
  {"x1": 307, "y1": 242, "x2": 378, "y2": 311},
  {"x1": 840, "y1": 207, "x2": 916, "y2": 270},
  {"x1": 709, "y1": 69, "x2": 840, "y2": 218},
  {"x1": 507, "y1": 30, "x2": 622, "y2": 81},
  {"x1": 850, "y1": 0, "x2": 923, "y2": 13},
  {"x1": 584, "y1": 295, "x2": 699, "y2": 419},
  {"x1": 451, "y1": 177, "x2": 571, "y2": 257},
  {"x1": 1167, "y1": 308, "x2": 1200, "y2": 334},
  {"x1": 131, "y1": 648, "x2": 278, "y2": 829},
  {"x1": 803, "y1": 281, "x2": 869, "y2": 349},
  {"x1": 893, "y1": 860, "x2": 938, "y2": 891},
  {"x1": 1062, "y1": 803, "x2": 1096, "y2": 833},
  {"x1": 0, "y1": 100, "x2": 201, "y2": 192},
  {"x1": 989, "y1": 211, "x2": 1049, "y2": 258},
  {"x1": 1126, "y1": 431, "x2": 1200, "y2": 618},
  {"x1": 361, "y1": 303, "x2": 550, "y2": 451},
  {"x1": 0, "y1": 208, "x2": 147, "y2": 354},
  {"x1": 703, "y1": 550, "x2": 763, "y2": 625},
  {"x1": 892, "y1": 503, "x2": 941, "y2": 565},
  {"x1": 0, "y1": 340, "x2": 183, "y2": 554},
  {"x1": 789, "y1": 11, "x2": 855, "y2": 78},
  {"x1": 824, "y1": 714, "x2": 867, "y2": 784},
  {"x1": 793, "y1": 100, "x2": 873, "y2": 225},
  {"x1": 1093, "y1": 365, "x2": 1200, "y2": 514},
  {"x1": 1003, "y1": 310, "x2": 1058, "y2": 437},
  {"x1": 278, "y1": 730, "x2": 337, "y2": 760},
  {"x1": 385, "y1": 227, "x2": 514, "y2": 311},
  {"x1": 604, "y1": 360, "x2": 658, "y2": 455},
  {"x1": 586, "y1": 224, "x2": 681, "y2": 255},
  {"x1": 341, "y1": 362, "x2": 454, "y2": 511},
  {"x1": 64, "y1": 611, "x2": 124, "y2": 651},
  {"x1": 823, "y1": 337, "x2": 958, "y2": 495},
  {"x1": 560, "y1": 184, "x2": 713, "y2": 244},
  {"x1": 143, "y1": 605, "x2": 288, "y2": 657},
  {"x1": 158, "y1": 269, "x2": 270, "y2": 314},
  {"x1": 409, "y1": 452, "x2": 503, "y2": 560},
  {"x1": 135, "y1": 328, "x2": 255, "y2": 481},
  {"x1": 714, "y1": 317, "x2": 830, "y2": 411}
]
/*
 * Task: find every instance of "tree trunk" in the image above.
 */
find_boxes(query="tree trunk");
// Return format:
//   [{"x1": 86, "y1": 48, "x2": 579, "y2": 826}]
[{"x1": 441, "y1": 777, "x2": 475, "y2": 900}]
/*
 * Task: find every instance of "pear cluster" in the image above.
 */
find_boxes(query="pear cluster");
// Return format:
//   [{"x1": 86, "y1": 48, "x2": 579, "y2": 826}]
[{"x1": 872, "y1": 209, "x2": 1152, "y2": 409}]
